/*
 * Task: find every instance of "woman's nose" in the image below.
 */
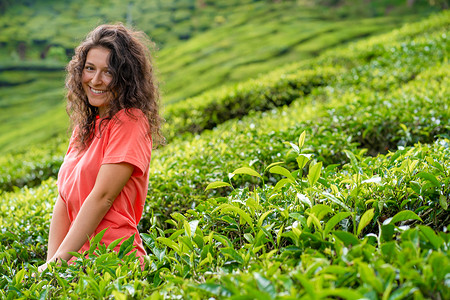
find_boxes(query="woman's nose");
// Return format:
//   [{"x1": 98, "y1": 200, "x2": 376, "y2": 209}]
[{"x1": 91, "y1": 71, "x2": 102, "y2": 85}]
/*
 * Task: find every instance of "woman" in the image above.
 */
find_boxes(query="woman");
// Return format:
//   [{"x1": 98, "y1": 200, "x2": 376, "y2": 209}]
[{"x1": 38, "y1": 24, "x2": 164, "y2": 271}]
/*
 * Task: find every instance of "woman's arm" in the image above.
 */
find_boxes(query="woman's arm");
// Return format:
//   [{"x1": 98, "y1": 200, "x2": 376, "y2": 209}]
[
  {"x1": 46, "y1": 195, "x2": 71, "y2": 260},
  {"x1": 47, "y1": 162, "x2": 134, "y2": 263}
]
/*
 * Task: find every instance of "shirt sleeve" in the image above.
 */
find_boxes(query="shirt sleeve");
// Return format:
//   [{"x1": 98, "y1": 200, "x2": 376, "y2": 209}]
[{"x1": 102, "y1": 110, "x2": 152, "y2": 177}]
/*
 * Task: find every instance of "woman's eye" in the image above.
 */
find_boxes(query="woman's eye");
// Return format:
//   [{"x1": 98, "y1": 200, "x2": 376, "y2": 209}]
[{"x1": 85, "y1": 66, "x2": 94, "y2": 71}]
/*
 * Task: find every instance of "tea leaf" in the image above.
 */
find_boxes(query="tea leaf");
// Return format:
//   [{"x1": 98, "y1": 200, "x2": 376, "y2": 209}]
[
  {"x1": 310, "y1": 204, "x2": 333, "y2": 220},
  {"x1": 419, "y1": 225, "x2": 444, "y2": 250},
  {"x1": 257, "y1": 209, "x2": 274, "y2": 227},
  {"x1": 294, "y1": 273, "x2": 316, "y2": 299},
  {"x1": 308, "y1": 162, "x2": 322, "y2": 186},
  {"x1": 344, "y1": 150, "x2": 359, "y2": 174},
  {"x1": 357, "y1": 208, "x2": 374, "y2": 236},
  {"x1": 439, "y1": 194, "x2": 448, "y2": 210},
  {"x1": 297, "y1": 193, "x2": 312, "y2": 208},
  {"x1": 232, "y1": 167, "x2": 262, "y2": 179},
  {"x1": 358, "y1": 262, "x2": 383, "y2": 293},
  {"x1": 274, "y1": 178, "x2": 291, "y2": 190},
  {"x1": 157, "y1": 237, "x2": 181, "y2": 254},
  {"x1": 416, "y1": 171, "x2": 440, "y2": 187},
  {"x1": 118, "y1": 234, "x2": 136, "y2": 258},
  {"x1": 107, "y1": 237, "x2": 124, "y2": 252},
  {"x1": 334, "y1": 231, "x2": 359, "y2": 246},
  {"x1": 270, "y1": 166, "x2": 296, "y2": 182},
  {"x1": 298, "y1": 131, "x2": 306, "y2": 149},
  {"x1": 220, "y1": 247, "x2": 244, "y2": 264},
  {"x1": 264, "y1": 161, "x2": 284, "y2": 172},
  {"x1": 89, "y1": 228, "x2": 108, "y2": 256},
  {"x1": 254, "y1": 272, "x2": 276, "y2": 298},
  {"x1": 189, "y1": 220, "x2": 200, "y2": 238},
  {"x1": 324, "y1": 212, "x2": 352, "y2": 236},
  {"x1": 296, "y1": 154, "x2": 312, "y2": 169},
  {"x1": 205, "y1": 181, "x2": 232, "y2": 191},
  {"x1": 384, "y1": 210, "x2": 423, "y2": 225},
  {"x1": 361, "y1": 176, "x2": 382, "y2": 184},
  {"x1": 319, "y1": 288, "x2": 365, "y2": 300},
  {"x1": 322, "y1": 192, "x2": 351, "y2": 211},
  {"x1": 214, "y1": 204, "x2": 254, "y2": 230},
  {"x1": 307, "y1": 213, "x2": 322, "y2": 232}
]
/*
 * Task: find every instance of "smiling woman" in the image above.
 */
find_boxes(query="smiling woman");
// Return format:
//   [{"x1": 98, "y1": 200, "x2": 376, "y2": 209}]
[{"x1": 38, "y1": 24, "x2": 165, "y2": 272}]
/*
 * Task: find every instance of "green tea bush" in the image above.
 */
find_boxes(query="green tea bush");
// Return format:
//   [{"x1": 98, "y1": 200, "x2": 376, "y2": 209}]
[
  {"x1": 163, "y1": 67, "x2": 340, "y2": 139},
  {"x1": 142, "y1": 62, "x2": 449, "y2": 232},
  {"x1": 1, "y1": 137, "x2": 448, "y2": 299},
  {"x1": 0, "y1": 136, "x2": 66, "y2": 192}
]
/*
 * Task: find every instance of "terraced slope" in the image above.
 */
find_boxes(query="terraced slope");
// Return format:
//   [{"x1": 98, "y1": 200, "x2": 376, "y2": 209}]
[{"x1": 0, "y1": 0, "x2": 439, "y2": 152}]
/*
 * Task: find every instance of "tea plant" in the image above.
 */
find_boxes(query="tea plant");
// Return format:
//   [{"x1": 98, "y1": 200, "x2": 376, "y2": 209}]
[{"x1": 1, "y1": 134, "x2": 448, "y2": 299}]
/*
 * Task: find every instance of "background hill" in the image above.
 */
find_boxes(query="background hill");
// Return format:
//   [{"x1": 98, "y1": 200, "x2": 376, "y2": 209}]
[{"x1": 0, "y1": 0, "x2": 443, "y2": 153}]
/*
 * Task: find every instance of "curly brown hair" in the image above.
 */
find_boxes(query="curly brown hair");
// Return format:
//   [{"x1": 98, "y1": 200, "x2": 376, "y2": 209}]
[{"x1": 65, "y1": 23, "x2": 164, "y2": 151}]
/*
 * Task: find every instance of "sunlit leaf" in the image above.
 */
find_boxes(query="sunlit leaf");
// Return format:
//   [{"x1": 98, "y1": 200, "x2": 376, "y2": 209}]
[
  {"x1": 89, "y1": 228, "x2": 108, "y2": 256},
  {"x1": 334, "y1": 231, "x2": 359, "y2": 246},
  {"x1": 344, "y1": 150, "x2": 359, "y2": 173},
  {"x1": 220, "y1": 247, "x2": 244, "y2": 264},
  {"x1": 297, "y1": 193, "x2": 312, "y2": 208},
  {"x1": 157, "y1": 237, "x2": 180, "y2": 254},
  {"x1": 264, "y1": 161, "x2": 284, "y2": 172},
  {"x1": 213, "y1": 203, "x2": 254, "y2": 230},
  {"x1": 274, "y1": 178, "x2": 291, "y2": 190},
  {"x1": 322, "y1": 192, "x2": 351, "y2": 211},
  {"x1": 205, "y1": 181, "x2": 232, "y2": 191},
  {"x1": 232, "y1": 167, "x2": 262, "y2": 179},
  {"x1": 298, "y1": 131, "x2": 306, "y2": 149},
  {"x1": 357, "y1": 208, "x2": 374, "y2": 236},
  {"x1": 257, "y1": 209, "x2": 274, "y2": 227},
  {"x1": 416, "y1": 171, "x2": 440, "y2": 187},
  {"x1": 308, "y1": 162, "x2": 322, "y2": 186},
  {"x1": 310, "y1": 204, "x2": 333, "y2": 220},
  {"x1": 439, "y1": 194, "x2": 448, "y2": 210},
  {"x1": 324, "y1": 212, "x2": 352, "y2": 236},
  {"x1": 384, "y1": 210, "x2": 423, "y2": 225},
  {"x1": 361, "y1": 176, "x2": 382, "y2": 184},
  {"x1": 358, "y1": 262, "x2": 383, "y2": 293},
  {"x1": 270, "y1": 165, "x2": 296, "y2": 182},
  {"x1": 297, "y1": 154, "x2": 312, "y2": 169}
]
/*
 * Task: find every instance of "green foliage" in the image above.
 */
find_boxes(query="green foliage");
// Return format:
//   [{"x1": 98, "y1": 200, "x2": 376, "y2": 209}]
[
  {"x1": 1, "y1": 137, "x2": 449, "y2": 298},
  {"x1": 0, "y1": 9, "x2": 449, "y2": 300}
]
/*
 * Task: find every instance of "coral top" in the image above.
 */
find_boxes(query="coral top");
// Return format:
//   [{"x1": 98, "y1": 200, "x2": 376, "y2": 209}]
[{"x1": 57, "y1": 108, "x2": 152, "y2": 258}]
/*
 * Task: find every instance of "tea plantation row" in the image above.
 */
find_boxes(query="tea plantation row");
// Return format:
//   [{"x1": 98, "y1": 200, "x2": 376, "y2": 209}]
[
  {"x1": 0, "y1": 11, "x2": 448, "y2": 193},
  {"x1": 1, "y1": 136, "x2": 448, "y2": 298}
]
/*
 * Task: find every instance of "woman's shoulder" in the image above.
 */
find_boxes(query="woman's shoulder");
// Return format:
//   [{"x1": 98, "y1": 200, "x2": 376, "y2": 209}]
[
  {"x1": 113, "y1": 108, "x2": 147, "y2": 122},
  {"x1": 109, "y1": 108, "x2": 149, "y2": 132}
]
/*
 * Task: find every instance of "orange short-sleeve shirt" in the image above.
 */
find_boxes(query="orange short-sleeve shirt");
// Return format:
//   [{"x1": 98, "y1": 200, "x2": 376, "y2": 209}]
[{"x1": 57, "y1": 108, "x2": 152, "y2": 258}]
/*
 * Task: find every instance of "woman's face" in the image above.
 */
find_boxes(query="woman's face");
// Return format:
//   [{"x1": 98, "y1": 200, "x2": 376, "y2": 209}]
[{"x1": 82, "y1": 47, "x2": 113, "y2": 117}]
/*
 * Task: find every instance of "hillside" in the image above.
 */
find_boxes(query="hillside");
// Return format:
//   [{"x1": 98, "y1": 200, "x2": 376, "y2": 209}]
[
  {"x1": 0, "y1": 0, "x2": 442, "y2": 153},
  {"x1": 0, "y1": 10, "x2": 449, "y2": 299}
]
